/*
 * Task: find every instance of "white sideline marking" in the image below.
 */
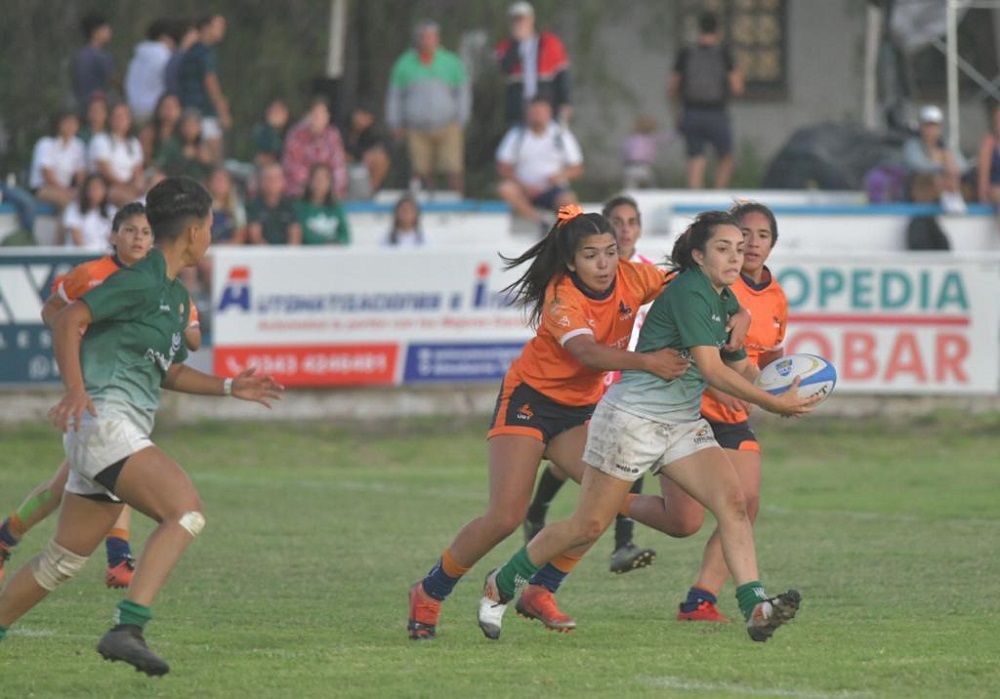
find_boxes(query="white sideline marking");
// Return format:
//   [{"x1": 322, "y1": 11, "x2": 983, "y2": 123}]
[{"x1": 641, "y1": 676, "x2": 873, "y2": 698}]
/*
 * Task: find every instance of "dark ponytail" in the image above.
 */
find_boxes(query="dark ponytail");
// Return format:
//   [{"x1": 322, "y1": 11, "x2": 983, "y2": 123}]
[
  {"x1": 500, "y1": 210, "x2": 610, "y2": 327},
  {"x1": 669, "y1": 210, "x2": 738, "y2": 272}
]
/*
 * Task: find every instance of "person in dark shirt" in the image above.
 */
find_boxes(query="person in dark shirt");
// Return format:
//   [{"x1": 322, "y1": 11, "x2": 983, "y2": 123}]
[
  {"x1": 247, "y1": 163, "x2": 301, "y2": 245},
  {"x1": 70, "y1": 13, "x2": 117, "y2": 115},
  {"x1": 345, "y1": 103, "x2": 390, "y2": 195}
]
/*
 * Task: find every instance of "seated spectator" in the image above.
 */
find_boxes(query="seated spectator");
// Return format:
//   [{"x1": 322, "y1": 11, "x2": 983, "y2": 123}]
[
  {"x1": 495, "y1": 96, "x2": 584, "y2": 231},
  {"x1": 62, "y1": 173, "x2": 116, "y2": 250},
  {"x1": 252, "y1": 98, "x2": 290, "y2": 169},
  {"x1": 88, "y1": 102, "x2": 145, "y2": 206},
  {"x1": 157, "y1": 108, "x2": 213, "y2": 180},
  {"x1": 345, "y1": 102, "x2": 390, "y2": 197},
  {"x1": 247, "y1": 163, "x2": 301, "y2": 245},
  {"x1": 28, "y1": 110, "x2": 87, "y2": 211},
  {"x1": 383, "y1": 194, "x2": 428, "y2": 246},
  {"x1": 125, "y1": 19, "x2": 175, "y2": 123},
  {"x1": 903, "y1": 105, "x2": 968, "y2": 212},
  {"x1": 141, "y1": 92, "x2": 182, "y2": 165},
  {"x1": 976, "y1": 101, "x2": 1000, "y2": 208},
  {"x1": 282, "y1": 97, "x2": 348, "y2": 200},
  {"x1": 207, "y1": 167, "x2": 247, "y2": 244},
  {"x1": 297, "y1": 164, "x2": 350, "y2": 245},
  {"x1": 194, "y1": 167, "x2": 247, "y2": 292},
  {"x1": 78, "y1": 92, "x2": 108, "y2": 145}
]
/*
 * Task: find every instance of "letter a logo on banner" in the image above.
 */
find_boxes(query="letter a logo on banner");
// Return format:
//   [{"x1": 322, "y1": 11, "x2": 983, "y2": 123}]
[{"x1": 219, "y1": 266, "x2": 251, "y2": 312}]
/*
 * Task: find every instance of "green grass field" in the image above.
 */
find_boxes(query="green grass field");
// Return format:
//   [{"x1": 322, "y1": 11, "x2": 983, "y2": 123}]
[{"x1": 2, "y1": 412, "x2": 999, "y2": 698}]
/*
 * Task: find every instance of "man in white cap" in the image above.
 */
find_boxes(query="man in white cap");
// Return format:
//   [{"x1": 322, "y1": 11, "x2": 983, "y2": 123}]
[
  {"x1": 903, "y1": 104, "x2": 968, "y2": 212},
  {"x1": 495, "y1": 1, "x2": 572, "y2": 126}
]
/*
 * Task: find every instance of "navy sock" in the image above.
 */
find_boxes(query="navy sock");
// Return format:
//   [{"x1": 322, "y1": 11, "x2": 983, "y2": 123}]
[
  {"x1": 528, "y1": 563, "x2": 568, "y2": 593},
  {"x1": 526, "y1": 467, "x2": 566, "y2": 523},
  {"x1": 421, "y1": 559, "x2": 461, "y2": 601},
  {"x1": 680, "y1": 586, "x2": 718, "y2": 613},
  {"x1": 105, "y1": 536, "x2": 132, "y2": 567},
  {"x1": 0, "y1": 519, "x2": 19, "y2": 548}
]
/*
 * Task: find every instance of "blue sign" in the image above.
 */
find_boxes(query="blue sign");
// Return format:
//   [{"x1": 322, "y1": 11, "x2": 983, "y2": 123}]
[
  {"x1": 403, "y1": 342, "x2": 526, "y2": 383},
  {"x1": 0, "y1": 252, "x2": 96, "y2": 385}
]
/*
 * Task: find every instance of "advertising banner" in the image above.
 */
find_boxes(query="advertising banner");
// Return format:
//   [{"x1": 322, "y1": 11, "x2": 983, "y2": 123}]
[
  {"x1": 772, "y1": 255, "x2": 999, "y2": 394},
  {"x1": 0, "y1": 251, "x2": 95, "y2": 385},
  {"x1": 212, "y1": 247, "x2": 533, "y2": 386}
]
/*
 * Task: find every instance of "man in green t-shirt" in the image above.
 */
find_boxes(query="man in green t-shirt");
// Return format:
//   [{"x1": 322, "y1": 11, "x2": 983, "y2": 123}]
[{"x1": 0, "y1": 177, "x2": 282, "y2": 677}]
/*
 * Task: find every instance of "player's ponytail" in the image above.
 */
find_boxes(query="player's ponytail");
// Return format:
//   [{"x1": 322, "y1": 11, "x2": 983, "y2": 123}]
[
  {"x1": 670, "y1": 210, "x2": 738, "y2": 272},
  {"x1": 501, "y1": 205, "x2": 610, "y2": 327}
]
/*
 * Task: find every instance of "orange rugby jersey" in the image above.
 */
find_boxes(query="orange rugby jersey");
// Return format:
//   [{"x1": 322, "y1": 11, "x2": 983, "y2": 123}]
[
  {"x1": 701, "y1": 268, "x2": 788, "y2": 424},
  {"x1": 507, "y1": 259, "x2": 667, "y2": 407},
  {"x1": 52, "y1": 255, "x2": 199, "y2": 326}
]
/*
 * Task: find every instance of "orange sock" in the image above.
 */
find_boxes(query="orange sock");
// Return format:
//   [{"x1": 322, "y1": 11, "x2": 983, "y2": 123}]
[
  {"x1": 107, "y1": 527, "x2": 130, "y2": 541},
  {"x1": 441, "y1": 548, "x2": 471, "y2": 579},
  {"x1": 550, "y1": 553, "x2": 583, "y2": 574},
  {"x1": 619, "y1": 493, "x2": 638, "y2": 517},
  {"x1": 8, "y1": 513, "x2": 27, "y2": 538}
]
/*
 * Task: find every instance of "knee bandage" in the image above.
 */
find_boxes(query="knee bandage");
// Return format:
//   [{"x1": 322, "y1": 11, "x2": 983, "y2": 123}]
[
  {"x1": 178, "y1": 511, "x2": 206, "y2": 537},
  {"x1": 32, "y1": 540, "x2": 89, "y2": 591}
]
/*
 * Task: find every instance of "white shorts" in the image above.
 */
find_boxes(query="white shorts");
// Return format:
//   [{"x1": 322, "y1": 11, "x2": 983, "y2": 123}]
[
  {"x1": 63, "y1": 414, "x2": 153, "y2": 500},
  {"x1": 583, "y1": 401, "x2": 720, "y2": 483},
  {"x1": 201, "y1": 117, "x2": 223, "y2": 140}
]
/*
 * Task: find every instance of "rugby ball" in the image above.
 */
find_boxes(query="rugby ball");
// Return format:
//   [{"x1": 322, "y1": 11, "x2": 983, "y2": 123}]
[{"x1": 756, "y1": 353, "x2": 837, "y2": 403}]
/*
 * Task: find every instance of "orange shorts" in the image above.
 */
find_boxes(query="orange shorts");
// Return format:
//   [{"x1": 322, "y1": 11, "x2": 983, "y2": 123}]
[{"x1": 704, "y1": 418, "x2": 760, "y2": 452}]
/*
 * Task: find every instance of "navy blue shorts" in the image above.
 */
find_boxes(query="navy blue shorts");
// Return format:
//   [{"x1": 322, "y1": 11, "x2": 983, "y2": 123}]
[
  {"x1": 530, "y1": 185, "x2": 570, "y2": 211},
  {"x1": 705, "y1": 418, "x2": 759, "y2": 452},
  {"x1": 489, "y1": 377, "x2": 595, "y2": 443},
  {"x1": 680, "y1": 107, "x2": 733, "y2": 158}
]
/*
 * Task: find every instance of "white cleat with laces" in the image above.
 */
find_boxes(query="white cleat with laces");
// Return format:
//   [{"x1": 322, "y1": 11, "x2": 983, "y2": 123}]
[{"x1": 477, "y1": 568, "x2": 511, "y2": 640}]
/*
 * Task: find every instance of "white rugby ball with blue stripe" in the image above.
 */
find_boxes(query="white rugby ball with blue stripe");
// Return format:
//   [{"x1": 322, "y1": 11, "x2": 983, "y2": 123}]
[{"x1": 755, "y1": 353, "x2": 837, "y2": 403}]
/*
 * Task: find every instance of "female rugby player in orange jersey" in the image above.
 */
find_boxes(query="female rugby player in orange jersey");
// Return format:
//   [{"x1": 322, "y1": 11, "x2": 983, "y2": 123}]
[{"x1": 407, "y1": 205, "x2": 750, "y2": 641}]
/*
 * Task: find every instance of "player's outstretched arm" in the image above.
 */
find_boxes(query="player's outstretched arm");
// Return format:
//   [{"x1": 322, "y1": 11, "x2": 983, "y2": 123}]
[
  {"x1": 161, "y1": 365, "x2": 284, "y2": 408},
  {"x1": 48, "y1": 301, "x2": 96, "y2": 431},
  {"x1": 691, "y1": 346, "x2": 816, "y2": 418}
]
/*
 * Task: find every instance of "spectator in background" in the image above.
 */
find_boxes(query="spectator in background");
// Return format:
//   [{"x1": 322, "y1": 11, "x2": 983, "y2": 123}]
[
  {"x1": 164, "y1": 19, "x2": 197, "y2": 96},
  {"x1": 252, "y1": 98, "x2": 290, "y2": 168},
  {"x1": 345, "y1": 102, "x2": 391, "y2": 197},
  {"x1": 78, "y1": 92, "x2": 108, "y2": 145},
  {"x1": 195, "y1": 167, "x2": 247, "y2": 292},
  {"x1": 178, "y1": 14, "x2": 230, "y2": 162},
  {"x1": 247, "y1": 163, "x2": 301, "y2": 245},
  {"x1": 28, "y1": 110, "x2": 87, "y2": 212},
  {"x1": 977, "y1": 102, "x2": 1000, "y2": 214},
  {"x1": 383, "y1": 194, "x2": 428, "y2": 247},
  {"x1": 282, "y1": 97, "x2": 348, "y2": 200},
  {"x1": 386, "y1": 20, "x2": 470, "y2": 194},
  {"x1": 157, "y1": 108, "x2": 213, "y2": 180},
  {"x1": 298, "y1": 164, "x2": 350, "y2": 245},
  {"x1": 621, "y1": 115, "x2": 668, "y2": 190},
  {"x1": 496, "y1": 96, "x2": 583, "y2": 233},
  {"x1": 669, "y1": 11, "x2": 744, "y2": 190},
  {"x1": 125, "y1": 19, "x2": 175, "y2": 123},
  {"x1": 496, "y1": 2, "x2": 571, "y2": 126},
  {"x1": 62, "y1": 173, "x2": 115, "y2": 250},
  {"x1": 88, "y1": 102, "x2": 145, "y2": 206},
  {"x1": 70, "y1": 13, "x2": 117, "y2": 115},
  {"x1": 141, "y1": 92, "x2": 182, "y2": 165},
  {"x1": 903, "y1": 105, "x2": 968, "y2": 213}
]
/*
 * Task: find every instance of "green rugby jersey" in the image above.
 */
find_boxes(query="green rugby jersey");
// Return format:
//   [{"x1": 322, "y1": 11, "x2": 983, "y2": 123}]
[
  {"x1": 604, "y1": 266, "x2": 746, "y2": 423},
  {"x1": 78, "y1": 248, "x2": 190, "y2": 432}
]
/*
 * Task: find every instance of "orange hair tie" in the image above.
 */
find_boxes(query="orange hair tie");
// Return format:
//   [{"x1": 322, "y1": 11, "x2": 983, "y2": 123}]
[{"x1": 556, "y1": 204, "x2": 584, "y2": 226}]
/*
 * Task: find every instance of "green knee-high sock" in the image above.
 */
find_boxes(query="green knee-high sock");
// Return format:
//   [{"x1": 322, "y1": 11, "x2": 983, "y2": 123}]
[
  {"x1": 495, "y1": 547, "x2": 541, "y2": 600},
  {"x1": 0, "y1": 625, "x2": 7, "y2": 641},
  {"x1": 736, "y1": 581, "x2": 768, "y2": 620},
  {"x1": 115, "y1": 599, "x2": 153, "y2": 630}
]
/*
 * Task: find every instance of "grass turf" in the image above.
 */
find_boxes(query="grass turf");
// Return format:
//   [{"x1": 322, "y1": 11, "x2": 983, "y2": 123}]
[{"x1": 1, "y1": 412, "x2": 998, "y2": 698}]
